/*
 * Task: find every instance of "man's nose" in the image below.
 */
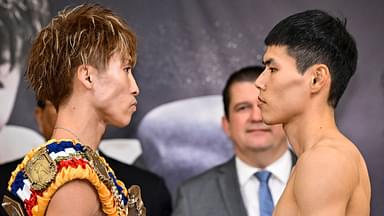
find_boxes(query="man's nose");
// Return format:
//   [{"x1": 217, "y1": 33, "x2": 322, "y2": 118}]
[
  {"x1": 250, "y1": 106, "x2": 263, "y2": 122},
  {"x1": 254, "y1": 70, "x2": 267, "y2": 90},
  {"x1": 129, "y1": 73, "x2": 140, "y2": 96}
]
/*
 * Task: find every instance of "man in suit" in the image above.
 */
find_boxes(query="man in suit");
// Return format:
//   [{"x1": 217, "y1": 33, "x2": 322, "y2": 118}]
[
  {"x1": 0, "y1": 99, "x2": 173, "y2": 216},
  {"x1": 172, "y1": 66, "x2": 296, "y2": 216}
]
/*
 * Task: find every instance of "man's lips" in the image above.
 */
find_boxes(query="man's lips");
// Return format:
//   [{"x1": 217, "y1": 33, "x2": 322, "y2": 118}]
[
  {"x1": 246, "y1": 128, "x2": 271, "y2": 133},
  {"x1": 258, "y1": 96, "x2": 266, "y2": 104},
  {"x1": 130, "y1": 101, "x2": 137, "y2": 111},
  {"x1": 131, "y1": 99, "x2": 138, "y2": 106},
  {"x1": 257, "y1": 96, "x2": 266, "y2": 107}
]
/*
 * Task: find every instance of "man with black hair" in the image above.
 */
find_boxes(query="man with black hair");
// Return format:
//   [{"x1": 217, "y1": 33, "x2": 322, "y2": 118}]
[
  {"x1": 173, "y1": 66, "x2": 296, "y2": 216},
  {"x1": 255, "y1": 10, "x2": 371, "y2": 215}
]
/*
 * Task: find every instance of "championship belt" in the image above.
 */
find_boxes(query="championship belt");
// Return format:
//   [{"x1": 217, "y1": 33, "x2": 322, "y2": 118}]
[{"x1": 2, "y1": 139, "x2": 146, "y2": 216}]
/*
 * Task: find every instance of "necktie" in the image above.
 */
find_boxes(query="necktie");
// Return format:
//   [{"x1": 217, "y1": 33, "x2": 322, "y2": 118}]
[{"x1": 255, "y1": 171, "x2": 274, "y2": 216}]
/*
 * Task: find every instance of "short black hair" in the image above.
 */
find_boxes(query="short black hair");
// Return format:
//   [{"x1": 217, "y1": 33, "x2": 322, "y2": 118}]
[
  {"x1": 265, "y1": 9, "x2": 357, "y2": 107},
  {"x1": 222, "y1": 65, "x2": 264, "y2": 118}
]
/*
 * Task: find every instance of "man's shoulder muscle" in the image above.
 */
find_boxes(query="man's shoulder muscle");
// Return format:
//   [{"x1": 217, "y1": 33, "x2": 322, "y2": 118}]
[
  {"x1": 45, "y1": 180, "x2": 102, "y2": 216},
  {"x1": 292, "y1": 146, "x2": 358, "y2": 215}
]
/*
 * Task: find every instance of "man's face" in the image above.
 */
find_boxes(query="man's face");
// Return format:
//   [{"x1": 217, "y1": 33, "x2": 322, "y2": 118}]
[
  {"x1": 222, "y1": 81, "x2": 287, "y2": 157},
  {"x1": 255, "y1": 45, "x2": 310, "y2": 125},
  {"x1": 0, "y1": 49, "x2": 20, "y2": 131},
  {"x1": 92, "y1": 53, "x2": 139, "y2": 127}
]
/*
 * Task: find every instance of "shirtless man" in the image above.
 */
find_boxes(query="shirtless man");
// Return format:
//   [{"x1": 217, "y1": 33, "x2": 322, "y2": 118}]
[
  {"x1": 3, "y1": 4, "x2": 145, "y2": 216},
  {"x1": 255, "y1": 10, "x2": 371, "y2": 216}
]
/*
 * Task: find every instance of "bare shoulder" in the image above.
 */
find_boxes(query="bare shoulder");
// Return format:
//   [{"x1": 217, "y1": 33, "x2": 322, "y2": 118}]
[
  {"x1": 296, "y1": 143, "x2": 359, "y2": 180},
  {"x1": 292, "y1": 139, "x2": 361, "y2": 214},
  {"x1": 295, "y1": 139, "x2": 360, "y2": 189},
  {"x1": 301, "y1": 137, "x2": 361, "y2": 172},
  {"x1": 45, "y1": 180, "x2": 103, "y2": 216}
]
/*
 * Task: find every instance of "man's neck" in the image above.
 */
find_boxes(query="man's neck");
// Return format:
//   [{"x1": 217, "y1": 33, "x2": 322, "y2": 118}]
[
  {"x1": 53, "y1": 99, "x2": 106, "y2": 150},
  {"x1": 283, "y1": 104, "x2": 338, "y2": 156}
]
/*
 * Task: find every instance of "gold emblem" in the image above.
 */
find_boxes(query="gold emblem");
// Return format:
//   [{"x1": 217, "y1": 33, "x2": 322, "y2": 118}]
[
  {"x1": 25, "y1": 148, "x2": 57, "y2": 191},
  {"x1": 84, "y1": 146, "x2": 111, "y2": 186},
  {"x1": 2, "y1": 194, "x2": 25, "y2": 216}
]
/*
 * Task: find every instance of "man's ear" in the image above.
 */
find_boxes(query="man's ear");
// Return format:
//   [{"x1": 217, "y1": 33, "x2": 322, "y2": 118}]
[
  {"x1": 308, "y1": 64, "x2": 330, "y2": 93},
  {"x1": 76, "y1": 64, "x2": 95, "y2": 89},
  {"x1": 221, "y1": 116, "x2": 231, "y2": 137}
]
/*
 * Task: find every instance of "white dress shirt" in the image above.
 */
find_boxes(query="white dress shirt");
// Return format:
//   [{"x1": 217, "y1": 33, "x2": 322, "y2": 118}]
[{"x1": 236, "y1": 150, "x2": 292, "y2": 216}]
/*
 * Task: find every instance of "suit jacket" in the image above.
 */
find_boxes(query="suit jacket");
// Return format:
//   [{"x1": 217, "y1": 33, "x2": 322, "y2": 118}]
[
  {"x1": 0, "y1": 151, "x2": 172, "y2": 216},
  {"x1": 172, "y1": 150, "x2": 297, "y2": 216}
]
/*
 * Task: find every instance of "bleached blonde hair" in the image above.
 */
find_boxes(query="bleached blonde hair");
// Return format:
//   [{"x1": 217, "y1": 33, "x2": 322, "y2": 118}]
[{"x1": 26, "y1": 4, "x2": 137, "y2": 108}]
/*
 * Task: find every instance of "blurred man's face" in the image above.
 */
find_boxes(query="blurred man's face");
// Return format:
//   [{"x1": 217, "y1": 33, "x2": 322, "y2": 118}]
[
  {"x1": 222, "y1": 81, "x2": 287, "y2": 160},
  {"x1": 0, "y1": 49, "x2": 21, "y2": 131}
]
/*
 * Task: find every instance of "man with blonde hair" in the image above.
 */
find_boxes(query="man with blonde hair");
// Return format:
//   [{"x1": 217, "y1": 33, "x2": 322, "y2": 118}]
[{"x1": 2, "y1": 4, "x2": 145, "y2": 216}]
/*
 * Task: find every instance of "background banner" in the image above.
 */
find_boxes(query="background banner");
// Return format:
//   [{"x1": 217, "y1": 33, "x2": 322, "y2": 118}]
[{"x1": 1, "y1": 0, "x2": 383, "y2": 214}]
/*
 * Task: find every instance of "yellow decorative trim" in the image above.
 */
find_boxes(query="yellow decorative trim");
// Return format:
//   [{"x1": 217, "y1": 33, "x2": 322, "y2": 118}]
[
  {"x1": 31, "y1": 164, "x2": 122, "y2": 216},
  {"x1": 7, "y1": 139, "x2": 130, "y2": 216}
]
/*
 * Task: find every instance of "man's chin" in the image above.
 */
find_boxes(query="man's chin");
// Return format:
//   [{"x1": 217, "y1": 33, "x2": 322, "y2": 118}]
[
  {"x1": 254, "y1": 145, "x2": 274, "y2": 152},
  {"x1": 261, "y1": 118, "x2": 276, "y2": 125},
  {"x1": 261, "y1": 114, "x2": 282, "y2": 126},
  {"x1": 110, "y1": 116, "x2": 132, "y2": 128}
]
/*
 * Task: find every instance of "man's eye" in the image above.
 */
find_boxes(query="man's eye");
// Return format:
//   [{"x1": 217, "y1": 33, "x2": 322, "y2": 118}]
[
  {"x1": 236, "y1": 106, "x2": 248, "y2": 112},
  {"x1": 270, "y1": 68, "x2": 277, "y2": 73},
  {"x1": 124, "y1": 67, "x2": 131, "y2": 73}
]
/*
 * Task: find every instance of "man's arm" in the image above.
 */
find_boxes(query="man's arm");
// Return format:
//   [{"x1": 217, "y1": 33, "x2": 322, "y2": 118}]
[
  {"x1": 294, "y1": 147, "x2": 357, "y2": 215},
  {"x1": 45, "y1": 180, "x2": 103, "y2": 216}
]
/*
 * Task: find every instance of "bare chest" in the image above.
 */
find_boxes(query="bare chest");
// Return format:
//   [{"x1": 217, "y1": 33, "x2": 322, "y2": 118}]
[{"x1": 273, "y1": 171, "x2": 298, "y2": 216}]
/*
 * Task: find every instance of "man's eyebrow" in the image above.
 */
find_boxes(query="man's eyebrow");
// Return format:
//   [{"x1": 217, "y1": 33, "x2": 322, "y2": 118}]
[
  {"x1": 262, "y1": 58, "x2": 273, "y2": 66},
  {"x1": 233, "y1": 101, "x2": 251, "y2": 108},
  {"x1": 121, "y1": 59, "x2": 132, "y2": 66}
]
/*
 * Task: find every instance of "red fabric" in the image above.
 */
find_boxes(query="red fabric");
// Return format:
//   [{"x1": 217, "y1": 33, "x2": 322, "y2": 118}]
[
  {"x1": 24, "y1": 190, "x2": 39, "y2": 216},
  {"x1": 23, "y1": 158, "x2": 89, "y2": 215},
  {"x1": 57, "y1": 158, "x2": 88, "y2": 171}
]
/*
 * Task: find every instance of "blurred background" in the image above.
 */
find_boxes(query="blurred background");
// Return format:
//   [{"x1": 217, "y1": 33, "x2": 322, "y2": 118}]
[{"x1": 1, "y1": 0, "x2": 383, "y2": 215}]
